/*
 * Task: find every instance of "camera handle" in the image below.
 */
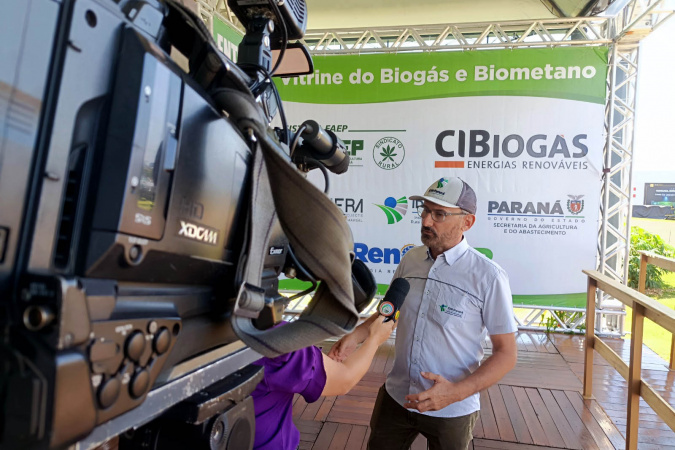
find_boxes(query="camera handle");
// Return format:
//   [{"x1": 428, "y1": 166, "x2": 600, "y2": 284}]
[{"x1": 213, "y1": 89, "x2": 362, "y2": 357}]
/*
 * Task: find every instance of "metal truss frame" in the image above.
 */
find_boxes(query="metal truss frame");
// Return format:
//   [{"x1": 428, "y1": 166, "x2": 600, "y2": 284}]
[
  {"x1": 301, "y1": 18, "x2": 612, "y2": 53},
  {"x1": 195, "y1": 0, "x2": 674, "y2": 334},
  {"x1": 595, "y1": 0, "x2": 674, "y2": 334}
]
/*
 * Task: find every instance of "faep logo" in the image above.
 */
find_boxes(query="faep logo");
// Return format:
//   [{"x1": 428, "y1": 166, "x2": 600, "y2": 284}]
[
  {"x1": 375, "y1": 196, "x2": 408, "y2": 224},
  {"x1": 373, "y1": 137, "x2": 405, "y2": 170},
  {"x1": 178, "y1": 221, "x2": 219, "y2": 245},
  {"x1": 343, "y1": 139, "x2": 364, "y2": 156},
  {"x1": 567, "y1": 195, "x2": 584, "y2": 215},
  {"x1": 355, "y1": 243, "x2": 415, "y2": 264},
  {"x1": 343, "y1": 139, "x2": 365, "y2": 167}
]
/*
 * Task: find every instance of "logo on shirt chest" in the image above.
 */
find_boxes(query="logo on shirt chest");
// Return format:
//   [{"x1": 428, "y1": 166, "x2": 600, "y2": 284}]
[{"x1": 439, "y1": 304, "x2": 464, "y2": 318}]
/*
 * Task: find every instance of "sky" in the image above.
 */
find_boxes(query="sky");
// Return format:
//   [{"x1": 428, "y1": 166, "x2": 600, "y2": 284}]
[{"x1": 632, "y1": 15, "x2": 675, "y2": 202}]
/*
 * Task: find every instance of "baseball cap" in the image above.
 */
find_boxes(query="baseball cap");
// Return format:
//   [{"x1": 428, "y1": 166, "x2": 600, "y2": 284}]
[{"x1": 409, "y1": 177, "x2": 477, "y2": 215}]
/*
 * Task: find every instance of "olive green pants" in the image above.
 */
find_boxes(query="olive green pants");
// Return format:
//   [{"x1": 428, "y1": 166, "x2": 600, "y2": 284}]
[{"x1": 367, "y1": 385, "x2": 479, "y2": 450}]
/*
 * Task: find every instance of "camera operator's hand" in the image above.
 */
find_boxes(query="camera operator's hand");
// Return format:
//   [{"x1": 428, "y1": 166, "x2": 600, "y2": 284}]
[{"x1": 367, "y1": 315, "x2": 397, "y2": 346}]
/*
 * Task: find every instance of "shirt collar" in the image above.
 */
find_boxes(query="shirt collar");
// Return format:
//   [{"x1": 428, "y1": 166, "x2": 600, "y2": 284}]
[{"x1": 426, "y1": 237, "x2": 469, "y2": 265}]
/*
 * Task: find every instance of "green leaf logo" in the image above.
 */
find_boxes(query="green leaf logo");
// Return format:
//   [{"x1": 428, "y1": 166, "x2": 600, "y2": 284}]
[
  {"x1": 373, "y1": 137, "x2": 405, "y2": 170},
  {"x1": 380, "y1": 145, "x2": 397, "y2": 162}
]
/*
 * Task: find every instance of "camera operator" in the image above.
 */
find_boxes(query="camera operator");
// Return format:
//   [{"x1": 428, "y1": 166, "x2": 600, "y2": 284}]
[{"x1": 251, "y1": 315, "x2": 396, "y2": 450}]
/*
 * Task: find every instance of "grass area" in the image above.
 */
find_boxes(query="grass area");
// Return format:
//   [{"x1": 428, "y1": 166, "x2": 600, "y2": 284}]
[
  {"x1": 624, "y1": 218, "x2": 675, "y2": 360},
  {"x1": 624, "y1": 270, "x2": 675, "y2": 361}
]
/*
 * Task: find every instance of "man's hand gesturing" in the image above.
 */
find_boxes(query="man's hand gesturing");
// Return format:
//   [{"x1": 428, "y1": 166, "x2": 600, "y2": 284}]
[{"x1": 403, "y1": 372, "x2": 462, "y2": 413}]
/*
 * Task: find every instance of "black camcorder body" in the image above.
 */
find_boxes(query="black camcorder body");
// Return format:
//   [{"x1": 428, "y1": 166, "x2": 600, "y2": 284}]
[{"x1": 0, "y1": 1, "x2": 360, "y2": 449}]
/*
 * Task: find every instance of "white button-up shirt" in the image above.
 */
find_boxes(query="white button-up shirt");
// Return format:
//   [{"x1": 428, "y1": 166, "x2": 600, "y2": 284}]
[{"x1": 385, "y1": 238, "x2": 517, "y2": 418}]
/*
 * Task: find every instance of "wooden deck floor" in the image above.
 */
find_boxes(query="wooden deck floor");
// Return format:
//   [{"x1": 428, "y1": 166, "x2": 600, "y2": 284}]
[{"x1": 297, "y1": 331, "x2": 675, "y2": 450}]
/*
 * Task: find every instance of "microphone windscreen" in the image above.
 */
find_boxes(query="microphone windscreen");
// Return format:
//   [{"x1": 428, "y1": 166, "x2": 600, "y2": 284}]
[
  {"x1": 378, "y1": 278, "x2": 410, "y2": 318},
  {"x1": 385, "y1": 278, "x2": 410, "y2": 308}
]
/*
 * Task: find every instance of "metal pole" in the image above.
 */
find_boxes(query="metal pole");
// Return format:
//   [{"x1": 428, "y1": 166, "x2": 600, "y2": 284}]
[
  {"x1": 598, "y1": 44, "x2": 619, "y2": 333},
  {"x1": 621, "y1": 46, "x2": 640, "y2": 336}
]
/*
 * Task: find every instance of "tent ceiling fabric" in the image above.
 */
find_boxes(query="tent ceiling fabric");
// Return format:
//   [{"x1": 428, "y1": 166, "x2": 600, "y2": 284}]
[
  {"x1": 304, "y1": 0, "x2": 614, "y2": 29},
  {"x1": 540, "y1": 0, "x2": 614, "y2": 17}
]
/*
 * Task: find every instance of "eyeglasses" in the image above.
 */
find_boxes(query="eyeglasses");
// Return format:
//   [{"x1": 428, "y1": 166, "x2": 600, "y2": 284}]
[{"x1": 417, "y1": 206, "x2": 467, "y2": 223}]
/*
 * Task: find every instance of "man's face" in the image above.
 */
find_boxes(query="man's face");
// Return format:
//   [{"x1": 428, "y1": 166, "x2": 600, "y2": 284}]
[{"x1": 420, "y1": 201, "x2": 476, "y2": 254}]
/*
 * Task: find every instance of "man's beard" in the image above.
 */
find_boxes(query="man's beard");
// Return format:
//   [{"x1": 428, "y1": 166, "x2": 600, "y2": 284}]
[{"x1": 421, "y1": 226, "x2": 437, "y2": 246}]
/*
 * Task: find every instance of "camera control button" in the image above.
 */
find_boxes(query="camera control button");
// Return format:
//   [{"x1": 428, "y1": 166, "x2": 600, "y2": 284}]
[
  {"x1": 148, "y1": 321, "x2": 158, "y2": 334},
  {"x1": 125, "y1": 331, "x2": 146, "y2": 362},
  {"x1": 98, "y1": 377, "x2": 121, "y2": 409},
  {"x1": 153, "y1": 327, "x2": 171, "y2": 355},
  {"x1": 130, "y1": 369, "x2": 150, "y2": 399}
]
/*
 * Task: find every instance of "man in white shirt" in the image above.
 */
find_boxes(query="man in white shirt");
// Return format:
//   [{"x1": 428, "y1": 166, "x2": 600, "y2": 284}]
[{"x1": 329, "y1": 177, "x2": 518, "y2": 450}]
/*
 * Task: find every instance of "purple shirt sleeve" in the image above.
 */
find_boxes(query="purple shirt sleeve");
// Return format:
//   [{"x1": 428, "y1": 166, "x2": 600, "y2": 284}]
[
  {"x1": 251, "y1": 344, "x2": 328, "y2": 450},
  {"x1": 256, "y1": 345, "x2": 327, "y2": 402}
]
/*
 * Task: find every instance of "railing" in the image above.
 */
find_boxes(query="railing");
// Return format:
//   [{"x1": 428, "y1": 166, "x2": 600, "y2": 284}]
[
  {"x1": 638, "y1": 251, "x2": 675, "y2": 369},
  {"x1": 282, "y1": 291, "x2": 626, "y2": 334},
  {"x1": 582, "y1": 269, "x2": 675, "y2": 450}
]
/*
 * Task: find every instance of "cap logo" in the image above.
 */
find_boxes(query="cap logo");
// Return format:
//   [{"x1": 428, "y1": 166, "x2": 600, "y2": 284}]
[
  {"x1": 428, "y1": 189, "x2": 446, "y2": 196},
  {"x1": 436, "y1": 178, "x2": 448, "y2": 188}
]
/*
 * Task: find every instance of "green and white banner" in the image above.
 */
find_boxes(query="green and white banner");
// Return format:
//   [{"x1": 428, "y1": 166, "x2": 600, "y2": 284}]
[
  {"x1": 212, "y1": 15, "x2": 243, "y2": 61},
  {"x1": 277, "y1": 47, "x2": 608, "y2": 307}
]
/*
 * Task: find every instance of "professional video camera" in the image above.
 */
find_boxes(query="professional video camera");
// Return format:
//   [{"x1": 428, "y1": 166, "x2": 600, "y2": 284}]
[{"x1": 0, "y1": 1, "x2": 376, "y2": 449}]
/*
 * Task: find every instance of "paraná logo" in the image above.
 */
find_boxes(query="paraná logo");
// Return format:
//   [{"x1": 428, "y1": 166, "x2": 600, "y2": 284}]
[{"x1": 567, "y1": 195, "x2": 584, "y2": 215}]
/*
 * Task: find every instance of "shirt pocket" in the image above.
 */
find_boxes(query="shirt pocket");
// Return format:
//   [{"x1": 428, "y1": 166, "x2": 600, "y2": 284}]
[{"x1": 430, "y1": 293, "x2": 481, "y2": 329}]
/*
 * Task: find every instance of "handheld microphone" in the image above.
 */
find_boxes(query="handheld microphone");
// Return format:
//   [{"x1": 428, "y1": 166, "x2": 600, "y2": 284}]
[{"x1": 377, "y1": 278, "x2": 410, "y2": 322}]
